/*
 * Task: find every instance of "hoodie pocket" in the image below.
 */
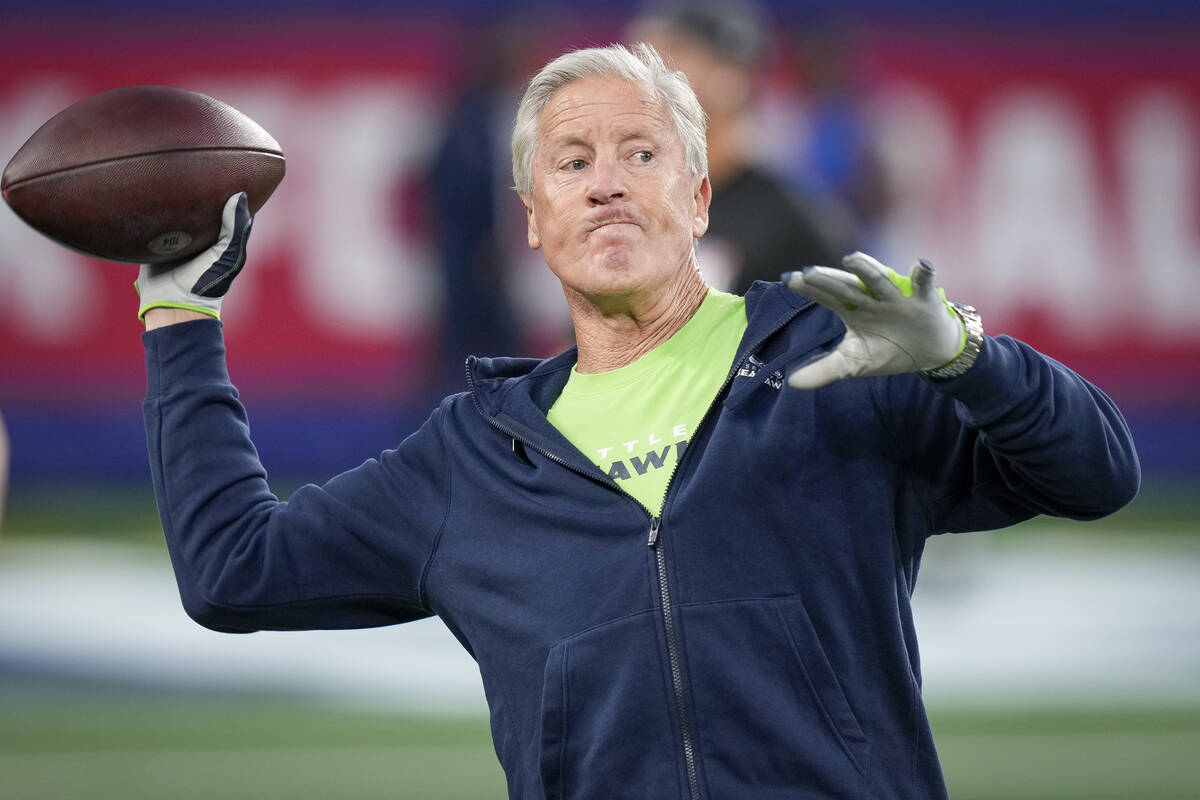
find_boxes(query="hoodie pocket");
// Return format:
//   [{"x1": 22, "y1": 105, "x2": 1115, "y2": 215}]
[
  {"x1": 682, "y1": 597, "x2": 871, "y2": 796},
  {"x1": 538, "y1": 611, "x2": 682, "y2": 800}
]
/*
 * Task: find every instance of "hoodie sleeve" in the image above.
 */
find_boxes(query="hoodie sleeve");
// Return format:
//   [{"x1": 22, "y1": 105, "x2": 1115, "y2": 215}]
[
  {"x1": 143, "y1": 320, "x2": 450, "y2": 633},
  {"x1": 874, "y1": 334, "x2": 1141, "y2": 539}
]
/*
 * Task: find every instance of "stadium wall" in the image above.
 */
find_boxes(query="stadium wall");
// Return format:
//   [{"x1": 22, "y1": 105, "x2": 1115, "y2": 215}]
[{"x1": 1, "y1": 3, "x2": 1197, "y2": 483}]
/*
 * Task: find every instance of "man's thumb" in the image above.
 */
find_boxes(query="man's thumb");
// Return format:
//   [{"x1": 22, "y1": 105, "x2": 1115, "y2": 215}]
[{"x1": 787, "y1": 351, "x2": 849, "y2": 390}]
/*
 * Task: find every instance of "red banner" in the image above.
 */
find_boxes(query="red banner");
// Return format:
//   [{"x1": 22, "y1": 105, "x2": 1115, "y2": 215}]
[
  {"x1": 857, "y1": 26, "x2": 1200, "y2": 399},
  {"x1": 1, "y1": 19, "x2": 1197, "y2": 475}
]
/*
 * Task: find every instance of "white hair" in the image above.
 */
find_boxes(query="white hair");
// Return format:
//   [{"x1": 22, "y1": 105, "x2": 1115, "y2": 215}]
[{"x1": 511, "y1": 42, "x2": 708, "y2": 197}]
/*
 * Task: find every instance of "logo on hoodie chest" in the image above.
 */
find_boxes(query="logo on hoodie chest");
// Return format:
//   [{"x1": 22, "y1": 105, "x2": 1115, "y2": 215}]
[
  {"x1": 737, "y1": 354, "x2": 784, "y2": 390},
  {"x1": 595, "y1": 424, "x2": 690, "y2": 481}
]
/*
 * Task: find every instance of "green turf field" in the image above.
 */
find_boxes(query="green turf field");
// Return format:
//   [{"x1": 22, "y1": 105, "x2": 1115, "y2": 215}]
[
  {"x1": 2, "y1": 482, "x2": 1198, "y2": 799},
  {"x1": 3, "y1": 681, "x2": 1199, "y2": 799},
  {"x1": 5, "y1": 478, "x2": 1196, "y2": 543}
]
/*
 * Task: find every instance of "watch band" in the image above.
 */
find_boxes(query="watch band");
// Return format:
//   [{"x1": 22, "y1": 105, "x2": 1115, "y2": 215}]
[{"x1": 922, "y1": 303, "x2": 984, "y2": 379}]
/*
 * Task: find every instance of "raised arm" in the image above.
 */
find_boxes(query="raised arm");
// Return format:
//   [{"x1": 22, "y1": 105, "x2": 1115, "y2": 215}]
[{"x1": 140, "y1": 194, "x2": 449, "y2": 633}]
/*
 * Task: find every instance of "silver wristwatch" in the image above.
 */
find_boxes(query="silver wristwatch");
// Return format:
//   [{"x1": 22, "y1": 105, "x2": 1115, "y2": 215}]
[{"x1": 922, "y1": 303, "x2": 984, "y2": 380}]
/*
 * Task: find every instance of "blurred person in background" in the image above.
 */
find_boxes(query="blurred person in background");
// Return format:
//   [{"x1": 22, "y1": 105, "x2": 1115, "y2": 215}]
[
  {"x1": 426, "y1": 22, "x2": 525, "y2": 395},
  {"x1": 628, "y1": 0, "x2": 853, "y2": 294},
  {"x1": 789, "y1": 17, "x2": 894, "y2": 251},
  {"x1": 131, "y1": 43, "x2": 1138, "y2": 799},
  {"x1": 0, "y1": 409, "x2": 7, "y2": 531}
]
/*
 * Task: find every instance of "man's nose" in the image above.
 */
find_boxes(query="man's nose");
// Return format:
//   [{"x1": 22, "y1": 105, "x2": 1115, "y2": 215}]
[{"x1": 587, "y1": 160, "x2": 627, "y2": 204}]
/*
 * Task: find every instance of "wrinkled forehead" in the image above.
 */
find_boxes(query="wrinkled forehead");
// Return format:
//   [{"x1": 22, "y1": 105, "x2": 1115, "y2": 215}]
[{"x1": 537, "y1": 75, "x2": 676, "y2": 151}]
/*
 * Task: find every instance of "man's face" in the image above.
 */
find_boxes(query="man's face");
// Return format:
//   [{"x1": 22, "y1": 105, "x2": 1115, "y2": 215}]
[{"x1": 522, "y1": 75, "x2": 711, "y2": 308}]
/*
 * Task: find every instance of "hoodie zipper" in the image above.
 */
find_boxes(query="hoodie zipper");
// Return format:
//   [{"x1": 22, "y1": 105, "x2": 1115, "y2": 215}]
[
  {"x1": 648, "y1": 515, "x2": 703, "y2": 799},
  {"x1": 641, "y1": 310, "x2": 799, "y2": 800},
  {"x1": 465, "y1": 301, "x2": 806, "y2": 800}
]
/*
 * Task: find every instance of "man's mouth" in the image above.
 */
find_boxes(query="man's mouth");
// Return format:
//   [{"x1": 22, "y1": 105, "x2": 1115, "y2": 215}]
[{"x1": 588, "y1": 217, "x2": 639, "y2": 234}]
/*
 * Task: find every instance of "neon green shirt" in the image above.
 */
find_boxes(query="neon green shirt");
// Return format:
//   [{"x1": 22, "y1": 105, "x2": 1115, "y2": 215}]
[{"x1": 546, "y1": 288, "x2": 748, "y2": 516}]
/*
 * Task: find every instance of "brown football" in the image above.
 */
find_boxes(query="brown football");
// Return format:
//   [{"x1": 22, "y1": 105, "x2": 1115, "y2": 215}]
[{"x1": 1, "y1": 85, "x2": 285, "y2": 264}]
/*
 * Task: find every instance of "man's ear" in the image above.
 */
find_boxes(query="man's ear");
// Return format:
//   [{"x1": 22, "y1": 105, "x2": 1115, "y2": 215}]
[
  {"x1": 692, "y1": 175, "x2": 712, "y2": 239},
  {"x1": 522, "y1": 195, "x2": 542, "y2": 250}
]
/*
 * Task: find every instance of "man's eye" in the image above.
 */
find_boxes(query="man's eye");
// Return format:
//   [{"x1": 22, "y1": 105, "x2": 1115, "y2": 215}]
[
  {"x1": 566, "y1": 159, "x2": 587, "y2": 171},
  {"x1": 634, "y1": 151, "x2": 653, "y2": 163}
]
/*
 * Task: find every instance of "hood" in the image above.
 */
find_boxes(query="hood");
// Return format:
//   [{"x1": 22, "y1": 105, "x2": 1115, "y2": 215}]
[{"x1": 465, "y1": 279, "x2": 830, "y2": 421}]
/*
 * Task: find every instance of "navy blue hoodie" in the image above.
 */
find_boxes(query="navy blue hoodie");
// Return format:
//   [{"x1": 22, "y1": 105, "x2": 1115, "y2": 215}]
[{"x1": 143, "y1": 281, "x2": 1140, "y2": 799}]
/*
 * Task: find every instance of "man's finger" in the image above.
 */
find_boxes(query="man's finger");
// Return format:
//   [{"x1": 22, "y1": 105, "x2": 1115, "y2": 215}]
[
  {"x1": 786, "y1": 267, "x2": 871, "y2": 311},
  {"x1": 910, "y1": 258, "x2": 938, "y2": 300},
  {"x1": 787, "y1": 350, "x2": 850, "y2": 389},
  {"x1": 841, "y1": 251, "x2": 902, "y2": 301},
  {"x1": 190, "y1": 193, "x2": 253, "y2": 298}
]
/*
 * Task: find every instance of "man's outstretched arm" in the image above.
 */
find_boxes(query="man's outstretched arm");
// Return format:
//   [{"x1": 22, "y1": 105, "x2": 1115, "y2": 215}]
[
  {"x1": 139, "y1": 194, "x2": 448, "y2": 632},
  {"x1": 783, "y1": 251, "x2": 1140, "y2": 531}
]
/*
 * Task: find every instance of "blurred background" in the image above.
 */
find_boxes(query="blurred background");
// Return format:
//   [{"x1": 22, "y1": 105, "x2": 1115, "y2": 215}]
[{"x1": 1, "y1": 0, "x2": 1198, "y2": 797}]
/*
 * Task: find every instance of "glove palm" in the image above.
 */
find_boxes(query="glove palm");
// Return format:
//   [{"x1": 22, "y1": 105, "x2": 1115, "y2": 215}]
[{"x1": 784, "y1": 251, "x2": 965, "y2": 389}]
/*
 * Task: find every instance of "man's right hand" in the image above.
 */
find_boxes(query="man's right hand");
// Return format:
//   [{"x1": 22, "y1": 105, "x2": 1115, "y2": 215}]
[{"x1": 137, "y1": 192, "x2": 253, "y2": 326}]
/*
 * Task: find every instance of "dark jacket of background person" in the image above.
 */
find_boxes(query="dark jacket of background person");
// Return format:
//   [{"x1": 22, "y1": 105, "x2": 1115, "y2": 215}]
[
  {"x1": 707, "y1": 164, "x2": 846, "y2": 292},
  {"x1": 142, "y1": 280, "x2": 1139, "y2": 800},
  {"x1": 629, "y1": 0, "x2": 856, "y2": 295},
  {"x1": 428, "y1": 79, "x2": 520, "y2": 381}
]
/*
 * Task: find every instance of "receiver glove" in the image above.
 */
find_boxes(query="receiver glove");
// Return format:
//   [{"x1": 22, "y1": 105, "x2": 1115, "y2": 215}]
[
  {"x1": 136, "y1": 192, "x2": 253, "y2": 321},
  {"x1": 783, "y1": 251, "x2": 966, "y2": 389}
]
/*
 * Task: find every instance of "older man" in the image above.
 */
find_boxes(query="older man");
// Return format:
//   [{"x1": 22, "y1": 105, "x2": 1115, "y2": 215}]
[{"x1": 136, "y1": 43, "x2": 1138, "y2": 800}]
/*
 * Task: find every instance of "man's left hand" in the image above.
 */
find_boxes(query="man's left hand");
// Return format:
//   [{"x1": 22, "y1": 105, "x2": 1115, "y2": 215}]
[{"x1": 783, "y1": 251, "x2": 965, "y2": 389}]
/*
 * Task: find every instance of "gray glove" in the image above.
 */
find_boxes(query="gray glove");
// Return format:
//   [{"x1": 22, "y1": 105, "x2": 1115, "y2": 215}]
[
  {"x1": 783, "y1": 251, "x2": 966, "y2": 389},
  {"x1": 136, "y1": 192, "x2": 253, "y2": 321}
]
